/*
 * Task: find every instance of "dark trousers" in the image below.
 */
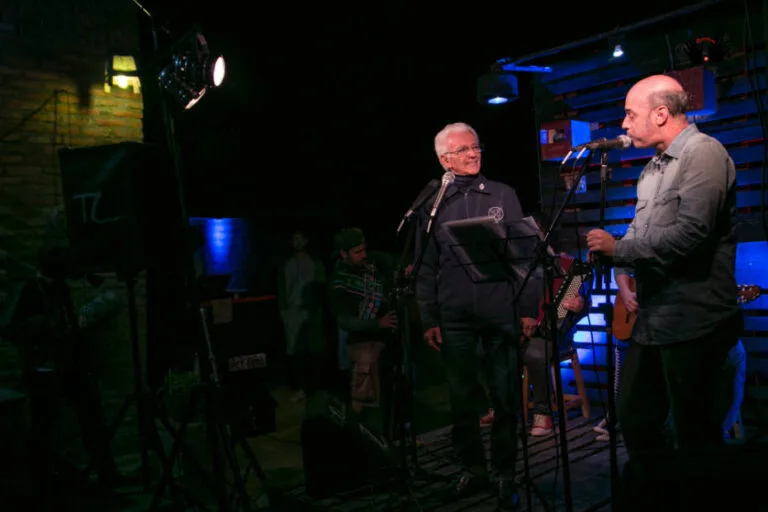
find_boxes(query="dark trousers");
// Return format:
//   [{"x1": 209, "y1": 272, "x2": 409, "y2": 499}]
[
  {"x1": 442, "y1": 323, "x2": 521, "y2": 480},
  {"x1": 617, "y1": 324, "x2": 736, "y2": 511}
]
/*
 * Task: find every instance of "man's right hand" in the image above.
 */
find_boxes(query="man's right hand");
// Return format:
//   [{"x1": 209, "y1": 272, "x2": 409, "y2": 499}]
[
  {"x1": 424, "y1": 327, "x2": 442, "y2": 352},
  {"x1": 378, "y1": 311, "x2": 398, "y2": 329},
  {"x1": 620, "y1": 290, "x2": 639, "y2": 314}
]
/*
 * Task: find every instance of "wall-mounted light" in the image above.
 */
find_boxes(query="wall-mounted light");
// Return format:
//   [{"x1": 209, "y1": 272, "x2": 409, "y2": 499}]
[{"x1": 104, "y1": 54, "x2": 141, "y2": 94}]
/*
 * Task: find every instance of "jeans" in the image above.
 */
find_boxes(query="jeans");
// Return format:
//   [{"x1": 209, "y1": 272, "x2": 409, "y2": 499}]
[{"x1": 442, "y1": 322, "x2": 521, "y2": 480}]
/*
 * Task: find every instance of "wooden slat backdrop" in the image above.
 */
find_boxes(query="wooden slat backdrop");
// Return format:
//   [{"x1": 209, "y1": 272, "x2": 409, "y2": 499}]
[{"x1": 529, "y1": 6, "x2": 768, "y2": 403}]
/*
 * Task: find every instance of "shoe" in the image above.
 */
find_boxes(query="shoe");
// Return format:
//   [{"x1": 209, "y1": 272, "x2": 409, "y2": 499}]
[
  {"x1": 497, "y1": 479, "x2": 520, "y2": 510},
  {"x1": 593, "y1": 418, "x2": 608, "y2": 435},
  {"x1": 530, "y1": 414, "x2": 553, "y2": 436},
  {"x1": 596, "y1": 422, "x2": 620, "y2": 442},
  {"x1": 480, "y1": 408, "x2": 495, "y2": 427},
  {"x1": 445, "y1": 472, "x2": 488, "y2": 502}
]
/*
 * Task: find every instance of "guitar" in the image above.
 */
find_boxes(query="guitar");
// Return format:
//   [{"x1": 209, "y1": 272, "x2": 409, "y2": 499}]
[
  {"x1": 612, "y1": 277, "x2": 636, "y2": 341},
  {"x1": 612, "y1": 282, "x2": 765, "y2": 341},
  {"x1": 737, "y1": 284, "x2": 764, "y2": 305}
]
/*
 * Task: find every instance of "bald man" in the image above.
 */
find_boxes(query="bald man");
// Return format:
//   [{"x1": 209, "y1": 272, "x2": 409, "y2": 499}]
[{"x1": 586, "y1": 75, "x2": 740, "y2": 506}]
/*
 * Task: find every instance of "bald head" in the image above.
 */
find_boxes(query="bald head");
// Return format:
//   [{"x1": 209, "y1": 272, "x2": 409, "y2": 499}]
[
  {"x1": 629, "y1": 74, "x2": 689, "y2": 117},
  {"x1": 622, "y1": 74, "x2": 690, "y2": 151}
]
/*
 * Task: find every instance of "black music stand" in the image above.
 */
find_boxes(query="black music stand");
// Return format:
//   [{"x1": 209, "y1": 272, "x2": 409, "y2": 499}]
[{"x1": 443, "y1": 216, "x2": 560, "y2": 512}]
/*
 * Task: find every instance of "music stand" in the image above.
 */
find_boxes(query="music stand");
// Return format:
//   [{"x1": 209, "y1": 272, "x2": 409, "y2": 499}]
[{"x1": 443, "y1": 216, "x2": 565, "y2": 511}]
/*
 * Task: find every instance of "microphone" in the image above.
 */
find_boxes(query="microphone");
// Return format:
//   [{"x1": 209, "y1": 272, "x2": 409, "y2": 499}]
[
  {"x1": 397, "y1": 178, "x2": 440, "y2": 234},
  {"x1": 574, "y1": 134, "x2": 632, "y2": 151},
  {"x1": 426, "y1": 171, "x2": 455, "y2": 234}
]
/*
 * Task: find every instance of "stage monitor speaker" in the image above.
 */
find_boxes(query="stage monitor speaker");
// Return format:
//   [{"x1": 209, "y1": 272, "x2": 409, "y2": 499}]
[
  {"x1": 58, "y1": 142, "x2": 181, "y2": 274},
  {"x1": 301, "y1": 390, "x2": 398, "y2": 499}
]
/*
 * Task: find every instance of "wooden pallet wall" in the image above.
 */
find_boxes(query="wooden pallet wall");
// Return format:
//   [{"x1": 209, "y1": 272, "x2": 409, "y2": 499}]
[{"x1": 528, "y1": 4, "x2": 768, "y2": 403}]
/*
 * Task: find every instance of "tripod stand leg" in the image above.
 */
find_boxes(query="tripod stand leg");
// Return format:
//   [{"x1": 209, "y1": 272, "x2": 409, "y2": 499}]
[
  {"x1": 125, "y1": 275, "x2": 152, "y2": 490},
  {"x1": 600, "y1": 299, "x2": 620, "y2": 511},
  {"x1": 149, "y1": 387, "x2": 203, "y2": 512}
]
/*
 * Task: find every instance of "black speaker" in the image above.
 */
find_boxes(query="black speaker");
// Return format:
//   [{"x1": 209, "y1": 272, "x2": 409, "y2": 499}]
[
  {"x1": 301, "y1": 391, "x2": 398, "y2": 499},
  {"x1": 58, "y1": 142, "x2": 181, "y2": 274}
]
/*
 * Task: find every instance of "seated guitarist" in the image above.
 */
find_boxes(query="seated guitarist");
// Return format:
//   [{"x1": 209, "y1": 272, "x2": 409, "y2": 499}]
[{"x1": 481, "y1": 214, "x2": 592, "y2": 436}]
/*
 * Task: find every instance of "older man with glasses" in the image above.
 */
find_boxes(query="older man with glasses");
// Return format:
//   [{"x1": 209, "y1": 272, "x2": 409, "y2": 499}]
[{"x1": 414, "y1": 122, "x2": 541, "y2": 510}]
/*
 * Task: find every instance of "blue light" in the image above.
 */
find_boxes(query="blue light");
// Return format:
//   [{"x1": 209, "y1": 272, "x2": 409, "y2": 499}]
[
  {"x1": 207, "y1": 218, "x2": 233, "y2": 274},
  {"x1": 488, "y1": 96, "x2": 509, "y2": 104}
]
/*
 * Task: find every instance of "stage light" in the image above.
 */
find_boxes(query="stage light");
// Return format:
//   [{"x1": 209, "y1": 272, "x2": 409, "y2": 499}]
[
  {"x1": 477, "y1": 72, "x2": 519, "y2": 105},
  {"x1": 159, "y1": 32, "x2": 225, "y2": 110},
  {"x1": 612, "y1": 44, "x2": 624, "y2": 58}
]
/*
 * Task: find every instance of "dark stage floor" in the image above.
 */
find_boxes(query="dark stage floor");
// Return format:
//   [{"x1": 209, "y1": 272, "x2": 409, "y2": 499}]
[{"x1": 277, "y1": 412, "x2": 627, "y2": 512}]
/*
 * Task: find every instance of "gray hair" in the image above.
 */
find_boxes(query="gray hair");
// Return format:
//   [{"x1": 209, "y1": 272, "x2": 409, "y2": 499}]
[
  {"x1": 434, "y1": 122, "x2": 479, "y2": 156},
  {"x1": 649, "y1": 90, "x2": 689, "y2": 116}
]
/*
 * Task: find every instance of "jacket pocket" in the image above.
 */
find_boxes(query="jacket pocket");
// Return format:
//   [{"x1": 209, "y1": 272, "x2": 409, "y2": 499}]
[{"x1": 652, "y1": 189, "x2": 680, "y2": 227}]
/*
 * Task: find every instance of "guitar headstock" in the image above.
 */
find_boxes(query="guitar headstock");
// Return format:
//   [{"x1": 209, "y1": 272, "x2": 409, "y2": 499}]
[{"x1": 737, "y1": 284, "x2": 762, "y2": 305}]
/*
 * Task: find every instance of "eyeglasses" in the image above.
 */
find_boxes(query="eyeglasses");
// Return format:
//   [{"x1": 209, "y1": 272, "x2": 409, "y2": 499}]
[{"x1": 443, "y1": 144, "x2": 484, "y2": 156}]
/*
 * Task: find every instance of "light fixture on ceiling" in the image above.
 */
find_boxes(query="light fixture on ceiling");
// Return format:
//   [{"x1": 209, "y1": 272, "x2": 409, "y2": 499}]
[
  {"x1": 104, "y1": 54, "x2": 141, "y2": 94},
  {"x1": 612, "y1": 44, "x2": 624, "y2": 58},
  {"x1": 158, "y1": 31, "x2": 226, "y2": 110},
  {"x1": 477, "y1": 63, "x2": 552, "y2": 105}
]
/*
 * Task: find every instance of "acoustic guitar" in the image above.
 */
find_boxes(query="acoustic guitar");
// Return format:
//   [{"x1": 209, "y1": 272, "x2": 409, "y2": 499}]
[
  {"x1": 612, "y1": 281, "x2": 764, "y2": 341},
  {"x1": 612, "y1": 278, "x2": 637, "y2": 341},
  {"x1": 737, "y1": 284, "x2": 764, "y2": 305}
]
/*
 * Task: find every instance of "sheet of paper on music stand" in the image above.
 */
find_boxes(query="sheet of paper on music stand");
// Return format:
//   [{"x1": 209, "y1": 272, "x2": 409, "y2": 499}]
[{"x1": 443, "y1": 216, "x2": 540, "y2": 284}]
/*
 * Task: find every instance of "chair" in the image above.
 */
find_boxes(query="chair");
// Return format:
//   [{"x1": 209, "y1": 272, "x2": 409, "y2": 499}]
[{"x1": 522, "y1": 348, "x2": 590, "y2": 426}]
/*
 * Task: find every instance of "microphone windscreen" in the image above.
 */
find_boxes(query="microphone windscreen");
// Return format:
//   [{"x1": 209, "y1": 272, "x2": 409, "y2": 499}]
[{"x1": 617, "y1": 134, "x2": 632, "y2": 149}]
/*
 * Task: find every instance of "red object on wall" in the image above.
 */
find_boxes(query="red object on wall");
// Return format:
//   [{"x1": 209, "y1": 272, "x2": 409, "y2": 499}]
[
  {"x1": 539, "y1": 119, "x2": 591, "y2": 161},
  {"x1": 666, "y1": 66, "x2": 717, "y2": 116}
]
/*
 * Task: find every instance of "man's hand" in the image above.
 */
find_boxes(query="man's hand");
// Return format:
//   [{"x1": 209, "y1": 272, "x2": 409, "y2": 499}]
[
  {"x1": 620, "y1": 290, "x2": 639, "y2": 314},
  {"x1": 562, "y1": 296, "x2": 586, "y2": 313},
  {"x1": 586, "y1": 229, "x2": 616, "y2": 257},
  {"x1": 404, "y1": 264, "x2": 415, "y2": 277},
  {"x1": 424, "y1": 326, "x2": 442, "y2": 352},
  {"x1": 521, "y1": 317, "x2": 537, "y2": 338},
  {"x1": 378, "y1": 311, "x2": 398, "y2": 329}
]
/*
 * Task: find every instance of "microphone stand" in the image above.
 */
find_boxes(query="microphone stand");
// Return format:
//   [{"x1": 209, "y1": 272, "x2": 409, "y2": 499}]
[
  {"x1": 385, "y1": 186, "x2": 449, "y2": 510},
  {"x1": 512, "y1": 153, "x2": 594, "y2": 512},
  {"x1": 594, "y1": 150, "x2": 620, "y2": 510}
]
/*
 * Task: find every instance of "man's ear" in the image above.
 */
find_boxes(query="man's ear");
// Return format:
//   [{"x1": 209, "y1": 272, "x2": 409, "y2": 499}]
[{"x1": 654, "y1": 105, "x2": 669, "y2": 127}]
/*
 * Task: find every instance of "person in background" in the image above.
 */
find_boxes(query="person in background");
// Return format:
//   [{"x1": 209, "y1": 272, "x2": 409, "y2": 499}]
[
  {"x1": 480, "y1": 213, "x2": 590, "y2": 438},
  {"x1": 1, "y1": 241, "x2": 127, "y2": 504},
  {"x1": 329, "y1": 228, "x2": 397, "y2": 435},
  {"x1": 277, "y1": 230, "x2": 327, "y2": 402}
]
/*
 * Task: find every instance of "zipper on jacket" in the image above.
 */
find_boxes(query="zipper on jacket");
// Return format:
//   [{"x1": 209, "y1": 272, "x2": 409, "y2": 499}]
[{"x1": 464, "y1": 191, "x2": 478, "y2": 316}]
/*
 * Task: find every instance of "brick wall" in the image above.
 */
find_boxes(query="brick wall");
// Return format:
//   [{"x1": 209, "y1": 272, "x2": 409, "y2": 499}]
[{"x1": 0, "y1": 0, "x2": 148, "y2": 465}]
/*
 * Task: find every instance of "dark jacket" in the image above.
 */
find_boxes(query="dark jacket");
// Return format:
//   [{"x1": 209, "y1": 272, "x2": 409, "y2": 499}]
[{"x1": 415, "y1": 174, "x2": 542, "y2": 330}]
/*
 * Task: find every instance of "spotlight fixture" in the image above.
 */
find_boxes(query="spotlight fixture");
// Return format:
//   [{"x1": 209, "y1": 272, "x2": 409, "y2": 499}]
[
  {"x1": 476, "y1": 62, "x2": 552, "y2": 106},
  {"x1": 612, "y1": 44, "x2": 624, "y2": 58},
  {"x1": 477, "y1": 72, "x2": 519, "y2": 105},
  {"x1": 159, "y1": 31, "x2": 226, "y2": 110}
]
